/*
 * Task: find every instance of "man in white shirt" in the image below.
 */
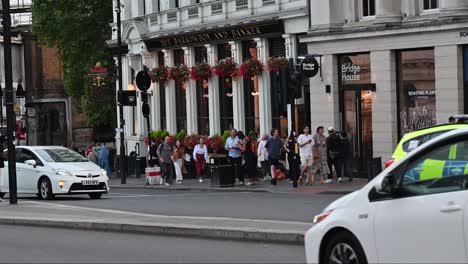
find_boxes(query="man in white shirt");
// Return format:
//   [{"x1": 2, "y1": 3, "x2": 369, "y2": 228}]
[{"x1": 297, "y1": 126, "x2": 314, "y2": 184}]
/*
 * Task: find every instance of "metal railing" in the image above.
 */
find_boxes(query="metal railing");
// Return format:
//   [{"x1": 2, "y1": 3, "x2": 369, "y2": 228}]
[
  {"x1": 262, "y1": 0, "x2": 275, "y2": 5},
  {"x1": 211, "y1": 3, "x2": 223, "y2": 14},
  {"x1": 167, "y1": 11, "x2": 177, "y2": 22},
  {"x1": 188, "y1": 6, "x2": 198, "y2": 19}
]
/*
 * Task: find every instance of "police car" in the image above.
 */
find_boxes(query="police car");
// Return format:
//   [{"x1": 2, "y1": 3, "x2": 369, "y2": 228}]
[
  {"x1": 385, "y1": 115, "x2": 468, "y2": 168},
  {"x1": 305, "y1": 127, "x2": 468, "y2": 263}
]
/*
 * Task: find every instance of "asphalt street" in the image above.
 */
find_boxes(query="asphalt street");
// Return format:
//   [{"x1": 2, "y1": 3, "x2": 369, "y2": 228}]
[
  {"x1": 0, "y1": 224, "x2": 305, "y2": 263},
  {"x1": 14, "y1": 188, "x2": 344, "y2": 222}
]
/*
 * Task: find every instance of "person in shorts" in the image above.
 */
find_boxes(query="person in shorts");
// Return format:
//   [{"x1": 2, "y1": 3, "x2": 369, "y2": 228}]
[{"x1": 298, "y1": 126, "x2": 314, "y2": 185}]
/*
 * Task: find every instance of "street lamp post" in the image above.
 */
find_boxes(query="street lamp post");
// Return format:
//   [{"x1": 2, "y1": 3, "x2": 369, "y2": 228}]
[
  {"x1": 115, "y1": 0, "x2": 127, "y2": 184},
  {"x1": 2, "y1": 0, "x2": 18, "y2": 204}
]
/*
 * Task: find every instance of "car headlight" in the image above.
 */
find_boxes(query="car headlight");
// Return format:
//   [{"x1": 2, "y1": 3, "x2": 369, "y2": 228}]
[
  {"x1": 53, "y1": 168, "x2": 73, "y2": 176},
  {"x1": 313, "y1": 210, "x2": 333, "y2": 224},
  {"x1": 100, "y1": 169, "x2": 107, "y2": 177}
]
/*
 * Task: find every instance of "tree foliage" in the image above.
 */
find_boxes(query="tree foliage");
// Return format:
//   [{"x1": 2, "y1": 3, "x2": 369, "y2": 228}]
[{"x1": 32, "y1": 0, "x2": 116, "y2": 127}]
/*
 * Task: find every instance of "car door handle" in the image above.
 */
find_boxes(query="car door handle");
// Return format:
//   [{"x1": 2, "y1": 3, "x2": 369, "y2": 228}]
[{"x1": 440, "y1": 204, "x2": 462, "y2": 213}]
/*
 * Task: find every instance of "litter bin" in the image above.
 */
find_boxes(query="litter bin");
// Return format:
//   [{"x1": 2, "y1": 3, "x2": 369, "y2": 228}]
[
  {"x1": 127, "y1": 152, "x2": 137, "y2": 177},
  {"x1": 210, "y1": 164, "x2": 235, "y2": 187},
  {"x1": 368, "y1": 157, "x2": 382, "y2": 181}
]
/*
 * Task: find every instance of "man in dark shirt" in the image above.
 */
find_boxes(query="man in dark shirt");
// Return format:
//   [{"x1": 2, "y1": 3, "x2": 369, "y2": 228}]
[
  {"x1": 157, "y1": 136, "x2": 174, "y2": 186},
  {"x1": 327, "y1": 127, "x2": 342, "y2": 183},
  {"x1": 265, "y1": 128, "x2": 282, "y2": 185}
]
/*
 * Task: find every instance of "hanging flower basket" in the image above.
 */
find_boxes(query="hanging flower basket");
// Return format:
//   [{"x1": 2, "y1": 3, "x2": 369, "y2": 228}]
[
  {"x1": 214, "y1": 57, "x2": 239, "y2": 79},
  {"x1": 150, "y1": 66, "x2": 169, "y2": 84},
  {"x1": 208, "y1": 134, "x2": 223, "y2": 154},
  {"x1": 267, "y1": 57, "x2": 289, "y2": 73},
  {"x1": 168, "y1": 64, "x2": 190, "y2": 82},
  {"x1": 191, "y1": 62, "x2": 213, "y2": 81},
  {"x1": 239, "y1": 58, "x2": 264, "y2": 79}
]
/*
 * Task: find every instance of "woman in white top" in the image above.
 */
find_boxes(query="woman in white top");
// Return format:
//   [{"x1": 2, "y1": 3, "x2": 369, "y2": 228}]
[
  {"x1": 193, "y1": 137, "x2": 209, "y2": 183},
  {"x1": 257, "y1": 134, "x2": 269, "y2": 182}
]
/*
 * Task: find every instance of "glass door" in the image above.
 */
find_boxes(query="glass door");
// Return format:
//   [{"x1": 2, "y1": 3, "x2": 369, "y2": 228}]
[{"x1": 343, "y1": 89, "x2": 373, "y2": 177}]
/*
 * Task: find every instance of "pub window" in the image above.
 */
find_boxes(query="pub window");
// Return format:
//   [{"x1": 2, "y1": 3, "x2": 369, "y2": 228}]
[
  {"x1": 423, "y1": 0, "x2": 438, "y2": 10},
  {"x1": 158, "y1": 51, "x2": 166, "y2": 130},
  {"x1": 195, "y1": 46, "x2": 209, "y2": 135},
  {"x1": 217, "y1": 43, "x2": 234, "y2": 133},
  {"x1": 243, "y1": 41, "x2": 260, "y2": 136},
  {"x1": 362, "y1": 0, "x2": 375, "y2": 17},
  {"x1": 174, "y1": 49, "x2": 187, "y2": 132},
  {"x1": 269, "y1": 37, "x2": 288, "y2": 138},
  {"x1": 397, "y1": 49, "x2": 436, "y2": 137}
]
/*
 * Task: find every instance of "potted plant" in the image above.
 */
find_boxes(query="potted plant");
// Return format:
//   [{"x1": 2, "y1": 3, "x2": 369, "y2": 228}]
[
  {"x1": 150, "y1": 66, "x2": 169, "y2": 84},
  {"x1": 191, "y1": 62, "x2": 213, "y2": 81},
  {"x1": 208, "y1": 134, "x2": 223, "y2": 154},
  {"x1": 168, "y1": 64, "x2": 190, "y2": 82},
  {"x1": 267, "y1": 57, "x2": 289, "y2": 74},
  {"x1": 239, "y1": 58, "x2": 264, "y2": 79},
  {"x1": 214, "y1": 57, "x2": 239, "y2": 80}
]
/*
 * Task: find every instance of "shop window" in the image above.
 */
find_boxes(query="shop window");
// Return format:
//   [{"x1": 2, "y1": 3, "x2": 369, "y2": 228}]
[
  {"x1": 463, "y1": 46, "x2": 468, "y2": 114},
  {"x1": 362, "y1": 0, "x2": 375, "y2": 17},
  {"x1": 397, "y1": 49, "x2": 436, "y2": 137},
  {"x1": 423, "y1": 0, "x2": 438, "y2": 10}
]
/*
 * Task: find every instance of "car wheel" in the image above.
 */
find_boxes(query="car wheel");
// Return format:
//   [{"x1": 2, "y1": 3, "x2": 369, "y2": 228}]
[
  {"x1": 38, "y1": 178, "x2": 54, "y2": 200},
  {"x1": 323, "y1": 231, "x2": 367, "y2": 264},
  {"x1": 88, "y1": 193, "x2": 102, "y2": 199}
]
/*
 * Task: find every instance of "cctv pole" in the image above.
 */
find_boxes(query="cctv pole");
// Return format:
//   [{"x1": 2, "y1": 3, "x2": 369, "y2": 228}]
[
  {"x1": 2, "y1": 0, "x2": 17, "y2": 204},
  {"x1": 116, "y1": 0, "x2": 127, "y2": 184}
]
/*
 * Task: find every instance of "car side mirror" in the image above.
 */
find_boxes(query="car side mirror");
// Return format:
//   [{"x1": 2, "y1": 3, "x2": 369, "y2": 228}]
[
  {"x1": 25, "y1": 159, "x2": 37, "y2": 168},
  {"x1": 374, "y1": 174, "x2": 396, "y2": 195}
]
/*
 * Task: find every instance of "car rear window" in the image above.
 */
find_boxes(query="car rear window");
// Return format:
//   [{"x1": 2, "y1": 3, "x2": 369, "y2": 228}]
[{"x1": 402, "y1": 130, "x2": 452, "y2": 152}]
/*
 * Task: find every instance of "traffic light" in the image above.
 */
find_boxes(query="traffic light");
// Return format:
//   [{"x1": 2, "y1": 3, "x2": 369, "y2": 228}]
[{"x1": 285, "y1": 58, "x2": 304, "y2": 101}]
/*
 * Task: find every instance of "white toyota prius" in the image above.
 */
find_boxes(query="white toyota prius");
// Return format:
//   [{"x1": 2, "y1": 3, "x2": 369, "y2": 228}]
[
  {"x1": 305, "y1": 127, "x2": 468, "y2": 264},
  {"x1": 0, "y1": 146, "x2": 110, "y2": 200}
]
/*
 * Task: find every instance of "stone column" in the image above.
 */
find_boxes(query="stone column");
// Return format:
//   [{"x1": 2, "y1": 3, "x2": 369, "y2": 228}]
[
  {"x1": 129, "y1": 54, "x2": 145, "y2": 138},
  {"x1": 182, "y1": 46, "x2": 198, "y2": 135},
  {"x1": 205, "y1": 44, "x2": 221, "y2": 136},
  {"x1": 435, "y1": 45, "x2": 464, "y2": 123},
  {"x1": 162, "y1": 49, "x2": 177, "y2": 134},
  {"x1": 229, "y1": 41, "x2": 245, "y2": 132},
  {"x1": 308, "y1": 54, "x2": 340, "y2": 133},
  {"x1": 283, "y1": 34, "x2": 297, "y2": 134},
  {"x1": 371, "y1": 50, "x2": 399, "y2": 164},
  {"x1": 439, "y1": 0, "x2": 468, "y2": 18},
  {"x1": 375, "y1": 0, "x2": 401, "y2": 24},
  {"x1": 254, "y1": 37, "x2": 272, "y2": 137}
]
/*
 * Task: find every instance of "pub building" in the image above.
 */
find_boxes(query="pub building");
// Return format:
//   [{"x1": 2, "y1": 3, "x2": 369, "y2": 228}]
[
  {"x1": 302, "y1": 0, "x2": 468, "y2": 176},
  {"x1": 109, "y1": 0, "x2": 309, "y2": 160}
]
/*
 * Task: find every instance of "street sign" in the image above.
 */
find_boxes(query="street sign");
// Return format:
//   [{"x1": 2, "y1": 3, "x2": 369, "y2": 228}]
[
  {"x1": 300, "y1": 56, "x2": 320, "y2": 78},
  {"x1": 118, "y1": 90, "x2": 137, "y2": 106},
  {"x1": 136, "y1": 70, "x2": 152, "y2": 92}
]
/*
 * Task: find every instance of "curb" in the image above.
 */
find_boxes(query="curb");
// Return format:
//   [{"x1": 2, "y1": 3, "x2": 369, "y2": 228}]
[
  {"x1": 0, "y1": 218, "x2": 304, "y2": 245},
  {"x1": 110, "y1": 185, "x2": 272, "y2": 193}
]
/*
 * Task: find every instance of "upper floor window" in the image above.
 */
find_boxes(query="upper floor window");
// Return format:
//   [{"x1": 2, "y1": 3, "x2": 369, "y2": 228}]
[
  {"x1": 169, "y1": 0, "x2": 179, "y2": 9},
  {"x1": 423, "y1": 0, "x2": 438, "y2": 10},
  {"x1": 362, "y1": 0, "x2": 375, "y2": 17}
]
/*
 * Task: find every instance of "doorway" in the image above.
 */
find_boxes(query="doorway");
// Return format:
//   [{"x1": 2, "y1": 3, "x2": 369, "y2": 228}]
[{"x1": 342, "y1": 87, "x2": 373, "y2": 178}]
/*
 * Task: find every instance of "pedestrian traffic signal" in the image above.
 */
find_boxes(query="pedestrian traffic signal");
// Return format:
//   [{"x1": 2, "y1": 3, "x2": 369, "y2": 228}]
[
  {"x1": 285, "y1": 58, "x2": 304, "y2": 101},
  {"x1": 142, "y1": 102, "x2": 150, "y2": 118},
  {"x1": 136, "y1": 70, "x2": 152, "y2": 92},
  {"x1": 118, "y1": 90, "x2": 137, "y2": 106}
]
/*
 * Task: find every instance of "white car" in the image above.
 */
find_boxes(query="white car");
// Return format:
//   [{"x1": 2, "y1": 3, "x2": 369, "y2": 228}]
[
  {"x1": 0, "y1": 146, "x2": 110, "y2": 200},
  {"x1": 305, "y1": 127, "x2": 468, "y2": 264}
]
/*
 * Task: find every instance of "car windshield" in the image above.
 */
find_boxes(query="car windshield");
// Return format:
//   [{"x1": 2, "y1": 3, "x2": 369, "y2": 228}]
[{"x1": 35, "y1": 148, "x2": 88, "y2": 162}]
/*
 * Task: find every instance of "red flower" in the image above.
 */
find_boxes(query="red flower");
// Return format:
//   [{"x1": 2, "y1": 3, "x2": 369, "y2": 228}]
[
  {"x1": 239, "y1": 58, "x2": 264, "y2": 79},
  {"x1": 191, "y1": 62, "x2": 213, "y2": 81},
  {"x1": 150, "y1": 66, "x2": 169, "y2": 84},
  {"x1": 214, "y1": 57, "x2": 239, "y2": 79},
  {"x1": 267, "y1": 57, "x2": 289, "y2": 73}
]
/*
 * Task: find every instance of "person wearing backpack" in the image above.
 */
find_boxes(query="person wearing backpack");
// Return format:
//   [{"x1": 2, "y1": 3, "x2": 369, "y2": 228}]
[{"x1": 157, "y1": 136, "x2": 174, "y2": 186}]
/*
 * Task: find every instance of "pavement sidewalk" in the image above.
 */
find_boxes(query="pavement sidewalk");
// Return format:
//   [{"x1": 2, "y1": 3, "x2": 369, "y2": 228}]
[
  {"x1": 110, "y1": 176, "x2": 368, "y2": 194},
  {"x1": 0, "y1": 201, "x2": 312, "y2": 244}
]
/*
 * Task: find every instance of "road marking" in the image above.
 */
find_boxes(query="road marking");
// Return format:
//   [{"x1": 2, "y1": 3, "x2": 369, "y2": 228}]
[
  {"x1": 23, "y1": 200, "x2": 311, "y2": 226},
  {"x1": 105, "y1": 192, "x2": 236, "y2": 198}
]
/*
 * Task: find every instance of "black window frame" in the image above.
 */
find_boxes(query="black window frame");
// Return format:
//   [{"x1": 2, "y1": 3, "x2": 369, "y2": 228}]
[
  {"x1": 423, "y1": 0, "x2": 438, "y2": 10},
  {"x1": 362, "y1": 0, "x2": 376, "y2": 17}
]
